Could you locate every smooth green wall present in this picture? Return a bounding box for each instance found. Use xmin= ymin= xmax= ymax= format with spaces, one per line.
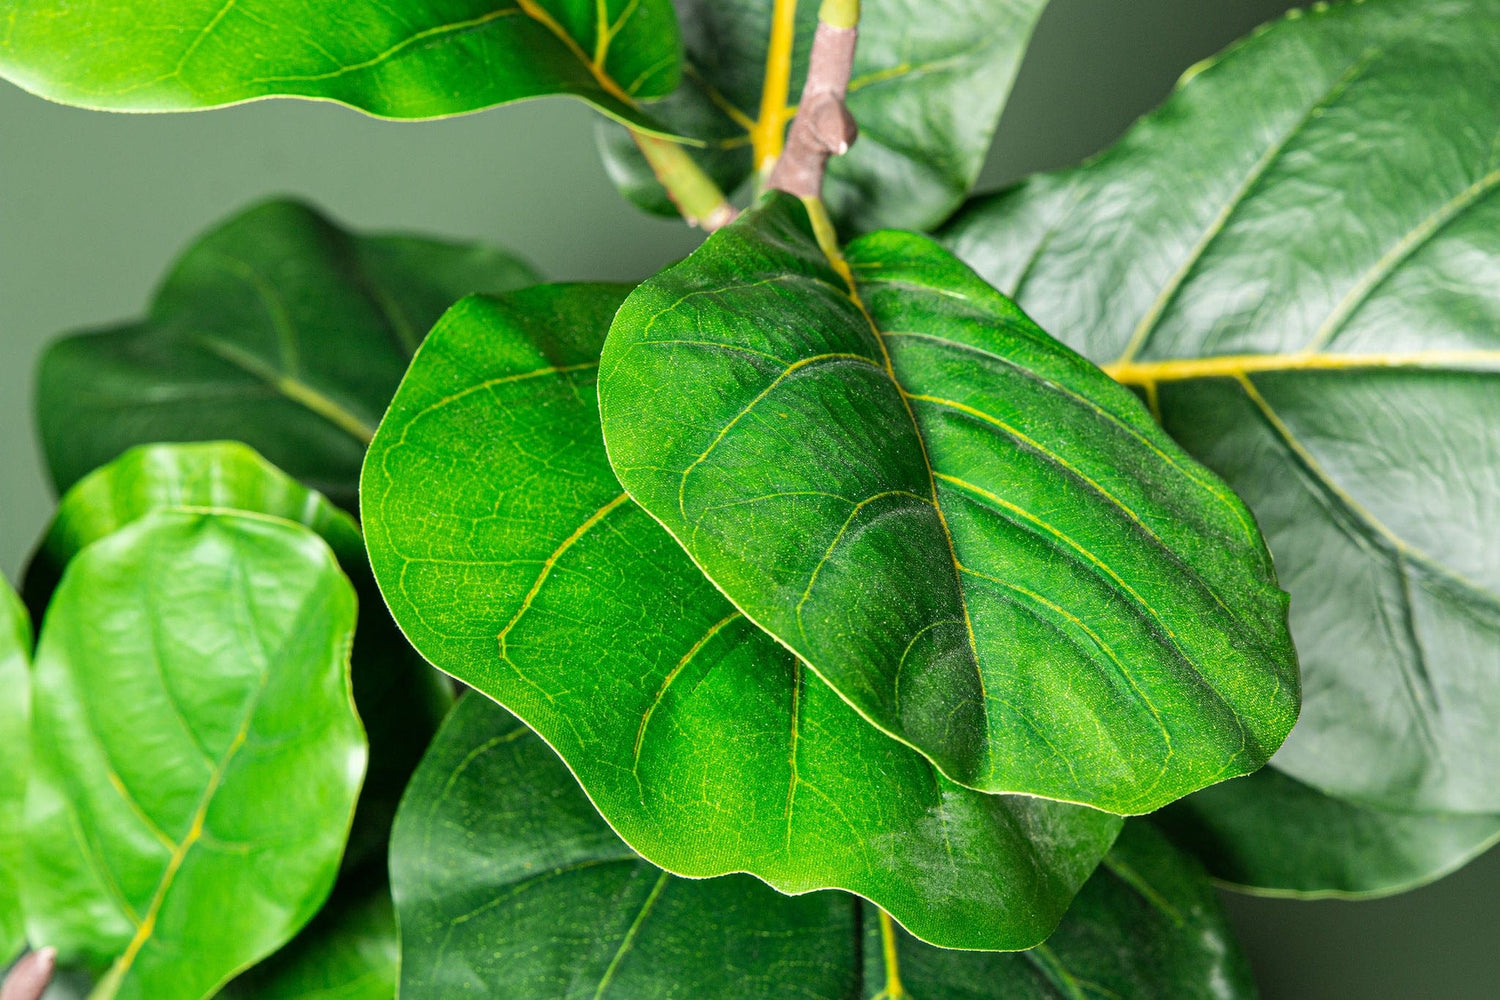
xmin=4 ymin=1 xmax=1498 ymax=996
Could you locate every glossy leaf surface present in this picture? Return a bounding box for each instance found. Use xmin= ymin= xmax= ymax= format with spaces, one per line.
xmin=941 ymin=0 xmax=1500 ymax=814
xmin=22 ymin=512 xmax=366 ymax=1000
xmin=0 ymin=0 xmax=680 ymax=126
xmin=0 ymin=579 xmax=30 ymax=965
xmin=220 ymin=876 xmax=396 ymax=1000
xmin=362 ymin=284 xmax=1119 ymax=950
xmin=23 ymin=441 xmax=450 ymax=875
xmin=394 ymin=696 xmax=1254 ymax=999
xmin=37 ymin=199 xmax=538 ymax=509
xmin=599 ymin=194 xmax=1298 ymax=814
xmin=392 ymin=695 xmax=860 ymax=999
xmin=598 ymin=0 xmax=1049 ymax=232
xmin=870 ymin=822 xmax=1254 ymax=1000
xmin=1157 ymin=768 xmax=1500 ymax=899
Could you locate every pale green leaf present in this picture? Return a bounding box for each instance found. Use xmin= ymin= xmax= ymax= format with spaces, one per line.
xmin=22 ymin=511 xmax=366 ymax=1000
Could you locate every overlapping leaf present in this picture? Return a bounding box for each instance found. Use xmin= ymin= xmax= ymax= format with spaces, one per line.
xmin=393 ymin=694 xmax=1255 ymax=998
xmin=37 ymin=199 xmax=537 ymax=508
xmin=22 ymin=512 xmax=366 ymax=1000
xmin=1157 ymin=767 xmax=1500 ymax=899
xmin=362 ymin=283 xmax=1120 ymax=950
xmin=0 ymin=578 xmax=30 ymax=965
xmin=219 ymin=875 xmax=396 ymax=1000
xmin=599 ymin=193 xmax=1298 ymax=815
xmin=0 ymin=0 xmax=680 ymax=126
xmin=941 ymin=0 xmax=1500 ymax=823
xmin=22 ymin=441 xmax=451 ymax=875
xmin=598 ymin=0 xmax=1050 ymax=232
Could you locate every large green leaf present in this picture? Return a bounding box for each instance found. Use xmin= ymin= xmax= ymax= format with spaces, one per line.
xmin=362 ymin=284 xmax=1119 ymax=951
xmin=21 ymin=441 xmax=451 ymax=875
xmin=0 ymin=578 xmax=31 ymax=965
xmin=393 ymin=695 xmax=1255 ymax=999
xmin=598 ymin=193 xmax=1299 ymax=815
xmin=0 ymin=0 xmax=680 ymax=126
xmin=940 ymin=0 xmax=1500 ymax=816
xmin=219 ymin=875 xmax=396 ymax=1000
xmin=1156 ymin=768 xmax=1500 ymax=899
xmin=21 ymin=511 xmax=366 ymax=1000
xmin=37 ymin=198 xmax=538 ymax=508
xmin=597 ymin=0 xmax=1049 ymax=232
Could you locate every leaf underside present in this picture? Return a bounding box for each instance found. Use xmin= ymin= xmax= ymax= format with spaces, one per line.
xmin=598 ymin=0 xmax=1050 ymax=232
xmin=599 ymin=193 xmax=1299 ymax=815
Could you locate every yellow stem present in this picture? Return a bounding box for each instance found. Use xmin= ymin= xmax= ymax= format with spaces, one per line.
xmin=753 ymin=0 xmax=800 ymax=171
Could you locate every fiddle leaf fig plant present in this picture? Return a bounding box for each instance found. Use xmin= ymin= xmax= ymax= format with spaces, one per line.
xmin=3 ymin=0 xmax=1498 ymax=995
xmin=940 ymin=0 xmax=1500 ymax=897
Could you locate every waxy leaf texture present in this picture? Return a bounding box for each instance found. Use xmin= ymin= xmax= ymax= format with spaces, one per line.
xmin=362 ymin=285 xmax=1119 ymax=951
xmin=600 ymin=193 xmax=1299 ymax=815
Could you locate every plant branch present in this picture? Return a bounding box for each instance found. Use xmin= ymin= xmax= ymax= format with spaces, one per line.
xmin=631 ymin=131 xmax=737 ymax=231
xmin=1 ymin=949 xmax=56 ymax=1000
xmin=766 ymin=0 xmax=861 ymax=201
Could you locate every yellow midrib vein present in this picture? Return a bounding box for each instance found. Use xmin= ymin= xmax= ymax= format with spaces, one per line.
xmin=516 ymin=0 xmax=634 ymax=106
xmin=1104 ymin=347 xmax=1500 ymax=387
xmin=102 ymin=700 xmax=259 ymax=994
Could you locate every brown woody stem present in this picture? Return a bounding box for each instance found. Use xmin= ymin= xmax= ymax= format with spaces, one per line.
xmin=766 ymin=0 xmax=861 ymax=201
xmin=1 ymin=949 xmax=56 ymax=1000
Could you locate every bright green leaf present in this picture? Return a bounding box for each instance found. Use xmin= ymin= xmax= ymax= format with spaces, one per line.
xmin=0 ymin=0 xmax=680 ymax=127
xmin=362 ymin=284 xmax=1119 ymax=951
xmin=393 ymin=696 xmax=1255 ymax=998
xmin=392 ymin=695 xmax=861 ymax=1000
xmin=1156 ymin=768 xmax=1500 ymax=899
xmin=219 ymin=874 xmax=396 ymax=1000
xmin=0 ymin=578 xmax=31 ymax=965
xmin=941 ymin=0 xmax=1500 ymax=816
xmin=598 ymin=0 xmax=1049 ymax=232
xmin=21 ymin=441 xmax=451 ymax=876
xmin=37 ymin=198 xmax=538 ymax=508
xmin=22 ymin=511 xmax=366 ymax=1000
xmin=598 ymin=193 xmax=1299 ymax=815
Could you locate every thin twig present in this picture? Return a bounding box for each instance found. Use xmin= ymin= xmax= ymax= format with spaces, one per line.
xmin=631 ymin=131 xmax=738 ymax=230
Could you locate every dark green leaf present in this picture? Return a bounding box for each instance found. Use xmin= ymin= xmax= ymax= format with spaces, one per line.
xmin=394 ymin=696 xmax=1254 ymax=998
xmin=0 ymin=0 xmax=680 ymax=126
xmin=22 ymin=440 xmax=451 ymax=876
xmin=0 ymin=578 xmax=30 ymax=965
xmin=941 ymin=0 xmax=1500 ymax=816
xmin=598 ymin=0 xmax=1049 ymax=232
xmin=867 ymin=822 xmax=1254 ymax=1000
xmin=598 ymin=193 xmax=1299 ymax=815
xmin=21 ymin=511 xmax=366 ymax=1000
xmin=219 ymin=874 xmax=395 ymax=1000
xmin=1156 ymin=768 xmax=1500 ymax=899
xmin=37 ymin=198 xmax=538 ymax=508
xmin=392 ymin=695 xmax=861 ymax=1000
xmin=362 ymin=284 xmax=1119 ymax=950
